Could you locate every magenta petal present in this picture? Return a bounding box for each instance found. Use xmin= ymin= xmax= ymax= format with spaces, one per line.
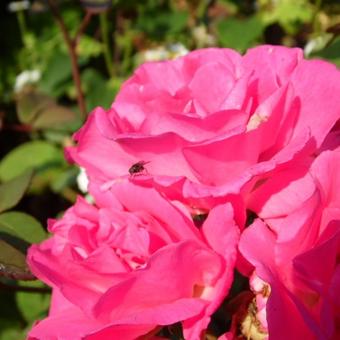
xmin=85 ymin=324 xmax=156 ymax=340
xmin=265 ymin=280 xmax=315 ymax=339
xmin=240 ymin=221 xmax=318 ymax=339
xmin=290 ymin=59 xmax=340 ymax=148
xmin=183 ymin=126 xmax=261 ymax=186
xmin=202 ymin=203 xmax=240 ymax=259
xmin=183 ymin=204 xmax=240 ymax=339
xmin=239 ymin=219 xmax=276 ymax=275
xmin=189 ymin=62 xmax=235 ymax=113
xmin=93 ymin=241 xmax=222 ymax=323
xmin=243 ymin=45 xmax=303 ymax=103
xmin=310 ymin=150 xmax=340 ymax=208
xmin=28 ymin=306 xmax=103 ymax=340
xmin=141 ymin=109 xmax=249 ymax=142
xmin=293 ymin=227 xmax=340 ymax=337
xmin=132 ymin=59 xmax=184 ymax=94
xmin=114 ymin=132 xmax=196 ymax=179
xmin=100 ymin=298 xmax=207 ymax=326
xmin=248 ymin=162 xmax=314 ymax=220
xmin=106 ymin=181 xmax=201 ymax=241
xmin=29 ymin=306 xmax=154 ymax=340
xmin=218 ymin=332 xmax=234 ymax=340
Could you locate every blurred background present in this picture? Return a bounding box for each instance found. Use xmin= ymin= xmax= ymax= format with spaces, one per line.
xmin=0 ymin=0 xmax=339 ymax=339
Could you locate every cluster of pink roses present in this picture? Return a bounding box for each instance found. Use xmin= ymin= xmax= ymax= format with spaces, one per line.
xmin=28 ymin=46 xmax=340 ymax=339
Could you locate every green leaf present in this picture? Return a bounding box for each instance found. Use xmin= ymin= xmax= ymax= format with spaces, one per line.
xmin=260 ymin=0 xmax=313 ymax=34
xmin=16 ymin=281 xmax=50 ymax=323
xmin=16 ymin=90 xmax=78 ymax=130
xmin=166 ymin=11 xmax=188 ymax=35
xmin=217 ymin=16 xmax=264 ymax=52
xmin=77 ymin=35 xmax=103 ymax=58
xmin=0 ymin=141 xmax=63 ymax=182
xmin=0 ymin=239 xmax=34 ymax=280
xmin=50 ymin=166 xmax=79 ymax=193
xmin=0 ymin=290 xmax=23 ymax=338
xmin=0 ymin=327 xmax=27 ymax=340
xmin=304 ymin=33 xmax=333 ymax=57
xmin=0 ymin=170 xmax=33 ymax=213
xmin=29 ymin=167 xmax=65 ymax=194
xmin=311 ymin=36 xmax=340 ymax=68
xmin=82 ymin=68 xmax=115 ymax=110
xmin=39 ymin=52 xmax=72 ymax=95
xmin=136 ymin=9 xmax=188 ymax=40
xmin=0 ymin=212 xmax=46 ymax=244
xmin=16 ymin=91 xmax=54 ymax=125
xmin=32 ymin=104 xmax=78 ymax=130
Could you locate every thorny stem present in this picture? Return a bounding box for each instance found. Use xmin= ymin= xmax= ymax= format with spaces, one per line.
xmin=47 ymin=0 xmax=87 ymax=120
xmin=3 ymin=124 xmax=33 ymax=132
xmin=74 ymin=11 xmax=93 ymax=44
xmin=0 ymin=282 xmax=51 ymax=294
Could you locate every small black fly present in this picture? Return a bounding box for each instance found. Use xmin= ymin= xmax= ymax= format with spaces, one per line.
xmin=129 ymin=161 xmax=149 ymax=176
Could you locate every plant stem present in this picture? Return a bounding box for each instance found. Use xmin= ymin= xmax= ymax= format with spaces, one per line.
xmin=47 ymin=0 xmax=87 ymax=120
xmin=0 ymin=282 xmax=51 ymax=294
xmin=16 ymin=10 xmax=33 ymax=69
xmin=3 ymin=124 xmax=32 ymax=132
xmin=100 ymin=11 xmax=114 ymax=77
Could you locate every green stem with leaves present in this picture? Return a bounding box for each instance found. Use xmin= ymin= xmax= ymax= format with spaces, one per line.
xmin=16 ymin=10 xmax=27 ymax=44
xmin=47 ymin=0 xmax=87 ymax=120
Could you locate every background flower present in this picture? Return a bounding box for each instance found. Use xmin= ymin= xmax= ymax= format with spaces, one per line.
xmin=28 ymin=181 xmax=240 ymax=339
xmin=239 ymin=149 xmax=340 ymax=339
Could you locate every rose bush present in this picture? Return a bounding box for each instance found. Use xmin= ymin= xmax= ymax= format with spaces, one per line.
xmin=27 ymin=181 xmax=240 ymax=339
xmin=68 ymin=46 xmax=340 ymax=208
xmin=239 ymin=149 xmax=340 ymax=339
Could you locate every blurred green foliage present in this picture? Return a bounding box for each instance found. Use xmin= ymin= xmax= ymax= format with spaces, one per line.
xmin=0 ymin=0 xmax=339 ymax=338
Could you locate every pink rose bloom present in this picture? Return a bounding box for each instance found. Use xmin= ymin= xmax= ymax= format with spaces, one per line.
xmin=239 ymin=149 xmax=340 ymax=339
xmin=27 ymin=181 xmax=239 ymax=339
xmin=67 ymin=46 xmax=340 ymax=207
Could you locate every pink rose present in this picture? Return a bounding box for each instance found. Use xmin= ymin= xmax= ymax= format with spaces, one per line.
xmin=28 ymin=181 xmax=239 ymax=339
xmin=67 ymin=46 xmax=340 ymax=208
xmin=239 ymin=149 xmax=340 ymax=339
